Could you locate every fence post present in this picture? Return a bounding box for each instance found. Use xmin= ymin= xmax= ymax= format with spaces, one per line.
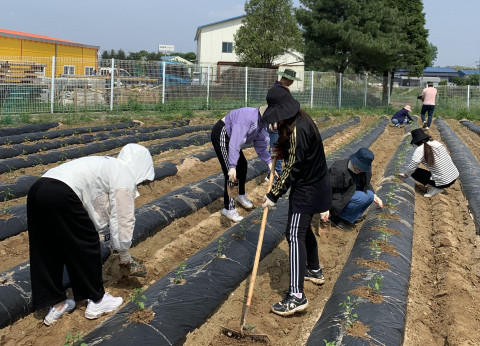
xmin=364 ymin=73 xmax=368 ymax=107
xmin=467 ymin=85 xmax=470 ymax=110
xmin=310 ymin=71 xmax=314 ymax=108
xmin=387 ymin=71 xmax=391 ymax=105
xmin=162 ymin=61 xmax=166 ymax=105
xmin=110 ymin=58 xmax=114 ymax=111
xmin=338 ymin=73 xmax=342 ymax=109
xmin=50 ymin=56 xmax=55 ymax=114
xmin=245 ymin=66 xmax=248 ymax=107
xmin=207 ymin=65 xmax=211 ymax=109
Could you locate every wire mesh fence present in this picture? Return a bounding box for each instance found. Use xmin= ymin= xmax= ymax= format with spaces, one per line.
xmin=0 ymin=56 xmax=479 ymax=116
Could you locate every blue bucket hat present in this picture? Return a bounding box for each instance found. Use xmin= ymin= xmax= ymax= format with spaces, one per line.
xmin=350 ymin=148 xmax=374 ymax=172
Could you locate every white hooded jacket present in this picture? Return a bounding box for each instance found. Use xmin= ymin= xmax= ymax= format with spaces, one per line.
xmin=42 ymin=143 xmax=155 ymax=251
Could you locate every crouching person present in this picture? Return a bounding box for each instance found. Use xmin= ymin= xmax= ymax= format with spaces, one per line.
xmin=328 ymin=148 xmax=383 ymax=230
xmin=391 ymin=105 xmax=413 ymax=128
xmin=27 ymin=143 xmax=154 ymax=326
xmin=398 ymin=128 xmax=458 ymax=197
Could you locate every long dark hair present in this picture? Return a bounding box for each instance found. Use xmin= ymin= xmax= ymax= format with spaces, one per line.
xmin=419 ymin=139 xmax=435 ymax=166
xmin=275 ymin=109 xmax=319 ymax=151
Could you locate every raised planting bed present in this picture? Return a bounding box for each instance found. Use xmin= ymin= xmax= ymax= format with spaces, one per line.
xmin=307 ymin=128 xmax=417 ymax=345
xmin=437 ymin=118 xmax=480 ymax=234
xmin=0 ymin=124 xmax=212 ymax=174
xmin=0 ymin=122 xmax=59 ymax=138
xmin=0 ymin=121 xmax=143 ymax=146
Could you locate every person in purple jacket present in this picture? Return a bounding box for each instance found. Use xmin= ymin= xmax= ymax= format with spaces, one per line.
xmin=211 ymin=106 xmax=274 ymax=222
xmin=391 ymin=105 xmax=413 ymax=128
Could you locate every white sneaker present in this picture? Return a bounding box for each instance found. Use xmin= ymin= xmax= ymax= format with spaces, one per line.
xmin=85 ymin=293 xmax=123 ymax=319
xmin=44 ymin=299 xmax=75 ymax=326
xmin=424 ymin=187 xmax=444 ymax=197
xmin=422 ymin=121 xmax=427 ymax=129
xmin=425 ymin=127 xmax=429 ymax=130
xmin=221 ymin=208 xmax=243 ymax=222
xmin=235 ymin=194 xmax=254 ymax=209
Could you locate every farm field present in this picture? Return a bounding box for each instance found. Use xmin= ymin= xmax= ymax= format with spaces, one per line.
xmin=0 ymin=113 xmax=479 ymax=345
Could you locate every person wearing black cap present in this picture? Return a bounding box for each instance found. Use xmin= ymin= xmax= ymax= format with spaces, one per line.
xmin=261 ymin=85 xmax=331 ymax=317
xmin=326 ymin=148 xmax=383 ymax=231
xmin=265 ymin=69 xmax=302 ymax=181
xmin=398 ymin=128 xmax=458 ymax=197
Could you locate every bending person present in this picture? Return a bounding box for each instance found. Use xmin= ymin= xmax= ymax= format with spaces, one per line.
xmin=398 ymin=128 xmax=458 ymax=197
xmin=328 ymin=148 xmax=383 ymax=231
xmin=211 ymin=106 xmax=274 ymax=222
xmin=27 ymin=143 xmax=155 ymax=326
xmin=261 ymin=86 xmax=331 ymax=317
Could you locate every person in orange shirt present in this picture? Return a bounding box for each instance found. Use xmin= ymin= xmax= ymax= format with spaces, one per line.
xmin=420 ymin=81 xmax=437 ymax=130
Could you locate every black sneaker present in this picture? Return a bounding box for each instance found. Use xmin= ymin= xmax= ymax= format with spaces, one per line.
xmin=330 ymin=216 xmax=353 ymax=231
xmin=271 ymin=293 xmax=308 ymax=316
xmin=305 ymin=268 xmax=325 ymax=285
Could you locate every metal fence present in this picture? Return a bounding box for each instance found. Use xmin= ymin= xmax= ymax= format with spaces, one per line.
xmin=0 ymin=56 xmax=479 ymax=115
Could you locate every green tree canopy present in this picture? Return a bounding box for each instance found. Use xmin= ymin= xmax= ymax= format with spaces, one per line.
xmin=99 ymin=50 xmax=196 ymax=62
xmin=234 ymin=0 xmax=302 ymax=68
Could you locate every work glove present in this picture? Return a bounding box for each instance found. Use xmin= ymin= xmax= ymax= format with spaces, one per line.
xmin=118 ymin=249 xmax=132 ymax=264
xmin=262 ymin=195 xmax=275 ymax=208
xmin=374 ymin=194 xmax=383 ymax=208
xmin=267 ymin=162 xmax=279 ymax=179
xmin=320 ymin=210 xmax=330 ymax=222
xmin=118 ymin=250 xmax=147 ymax=278
xmin=228 ymin=167 xmax=237 ymax=181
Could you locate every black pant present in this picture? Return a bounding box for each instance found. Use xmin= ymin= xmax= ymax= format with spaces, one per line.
xmin=411 ymin=168 xmax=456 ymax=189
xmin=285 ymin=210 xmax=320 ymax=295
xmin=27 ymin=178 xmax=105 ymax=309
xmin=211 ymin=120 xmax=248 ymax=210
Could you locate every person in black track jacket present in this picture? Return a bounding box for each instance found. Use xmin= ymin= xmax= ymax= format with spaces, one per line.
xmin=261 ymin=85 xmax=331 ymax=317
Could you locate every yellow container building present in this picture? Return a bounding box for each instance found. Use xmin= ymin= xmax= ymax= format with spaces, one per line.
xmin=0 ymin=28 xmax=99 ymax=80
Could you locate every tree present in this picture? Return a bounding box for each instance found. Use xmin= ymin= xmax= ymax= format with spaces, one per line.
xmin=234 ymin=0 xmax=302 ymax=68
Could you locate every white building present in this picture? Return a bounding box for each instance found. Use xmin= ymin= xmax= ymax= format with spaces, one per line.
xmin=194 ymin=15 xmax=304 ymax=90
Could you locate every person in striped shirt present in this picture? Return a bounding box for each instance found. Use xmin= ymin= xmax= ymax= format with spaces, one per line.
xmin=398 ymin=128 xmax=459 ymax=197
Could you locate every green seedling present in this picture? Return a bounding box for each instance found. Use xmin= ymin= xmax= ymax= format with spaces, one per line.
xmin=60 ymin=152 xmax=68 ymax=162
xmin=23 ymin=136 xmax=30 ymax=142
xmin=215 ymin=236 xmax=226 ymax=257
xmin=324 ymin=340 xmax=336 ymax=346
xmin=174 ymin=263 xmax=187 ymax=284
xmin=339 ymin=296 xmax=360 ymax=328
xmin=238 ymin=220 xmax=248 ymax=238
xmin=369 ymin=239 xmax=381 ymax=260
xmin=35 ymin=157 xmax=43 ymax=165
xmin=6 ymin=165 xmax=16 ymax=173
xmin=63 ymin=331 xmax=87 ymax=346
xmin=378 ymin=227 xmax=392 ymax=242
xmin=5 ymin=138 xmax=11 ymax=145
xmin=21 ymin=150 xmax=27 ymax=156
xmin=369 ymin=273 xmax=383 ymax=293
xmin=129 ymin=288 xmax=146 ymax=310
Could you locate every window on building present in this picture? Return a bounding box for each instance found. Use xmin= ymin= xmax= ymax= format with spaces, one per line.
xmin=222 ymin=42 xmax=233 ymax=53
xmin=63 ymin=65 xmax=75 ymax=75
xmin=85 ymin=66 xmax=95 ymax=75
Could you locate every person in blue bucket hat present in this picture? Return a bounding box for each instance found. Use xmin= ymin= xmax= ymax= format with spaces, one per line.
xmin=323 ymin=147 xmax=383 ymax=230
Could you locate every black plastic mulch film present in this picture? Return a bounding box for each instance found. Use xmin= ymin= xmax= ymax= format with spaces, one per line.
xmin=307 ymin=124 xmax=417 ymax=346
xmin=0 ymin=122 xmax=59 ymax=138
xmin=0 ymin=116 xmax=368 ymax=331
xmin=437 ymin=118 xmax=480 ymax=234
xmin=0 ymin=124 xmax=211 ymax=175
xmin=80 ymin=117 xmax=388 ymax=346
xmin=460 ymin=119 xmax=480 ymax=136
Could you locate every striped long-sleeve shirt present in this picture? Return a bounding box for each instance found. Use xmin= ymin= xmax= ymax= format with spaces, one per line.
xmin=405 ymin=140 xmax=459 ymax=185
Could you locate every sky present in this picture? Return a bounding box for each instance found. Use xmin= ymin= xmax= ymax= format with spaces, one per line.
xmin=1 ymin=0 xmax=479 ymax=69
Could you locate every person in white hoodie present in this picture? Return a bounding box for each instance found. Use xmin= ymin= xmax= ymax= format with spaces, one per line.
xmin=27 ymin=143 xmax=155 ymax=326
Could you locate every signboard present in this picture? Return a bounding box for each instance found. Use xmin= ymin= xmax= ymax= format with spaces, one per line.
xmin=158 ymin=44 xmax=175 ymax=53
